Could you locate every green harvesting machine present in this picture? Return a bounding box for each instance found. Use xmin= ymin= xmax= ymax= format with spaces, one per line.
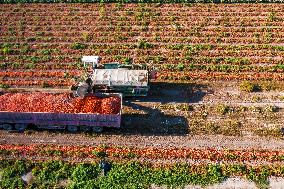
xmin=73 ymin=56 xmax=156 ymax=97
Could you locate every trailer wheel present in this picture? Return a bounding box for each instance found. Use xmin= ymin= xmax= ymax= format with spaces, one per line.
xmin=15 ymin=124 xmax=27 ymax=131
xmin=2 ymin=124 xmax=13 ymax=131
xmin=92 ymin=126 xmax=103 ymax=133
xmin=80 ymin=126 xmax=91 ymax=132
xmin=67 ymin=125 xmax=78 ymax=132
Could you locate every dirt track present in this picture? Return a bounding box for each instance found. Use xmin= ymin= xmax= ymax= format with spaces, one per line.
xmin=1 ymin=131 xmax=284 ymax=150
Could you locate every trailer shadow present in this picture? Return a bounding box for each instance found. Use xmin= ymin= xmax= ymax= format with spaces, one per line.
xmin=104 ymin=82 xmax=210 ymax=136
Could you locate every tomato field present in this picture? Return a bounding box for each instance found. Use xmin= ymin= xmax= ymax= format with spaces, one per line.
xmin=1 ymin=4 xmax=284 ymax=87
xmin=1 ymin=2 xmax=284 ymax=188
xmin=1 ymin=144 xmax=284 ymax=188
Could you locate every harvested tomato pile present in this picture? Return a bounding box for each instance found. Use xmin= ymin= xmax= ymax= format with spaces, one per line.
xmin=0 ymin=93 xmax=121 ymax=114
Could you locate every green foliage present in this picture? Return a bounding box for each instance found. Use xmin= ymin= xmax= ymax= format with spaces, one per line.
xmin=247 ymin=167 xmax=270 ymax=189
xmin=190 ymin=119 xmax=241 ymax=136
xmin=2 ymin=46 xmax=12 ymax=55
xmin=151 ymin=164 xmax=190 ymax=187
xmin=32 ymin=160 xmax=73 ymax=188
xmin=177 ymin=63 xmax=185 ymax=71
xmin=24 ymin=63 xmax=35 ymax=69
xmin=190 ymin=120 xmax=221 ymax=135
xmin=151 ymin=164 xmax=226 ymax=187
xmin=92 ymin=150 xmax=107 ymax=158
xmin=222 ymin=164 xmax=247 ymax=176
xmin=249 ymin=106 xmax=262 ymax=113
xmin=70 ymin=163 xmax=100 ymax=186
xmin=1 ymin=44 xmax=13 ymax=55
xmin=0 ymin=160 xmax=28 ymax=189
xmin=239 ymin=81 xmax=260 ymax=92
xmin=175 ymin=104 xmax=193 ymax=111
xmin=28 ymin=56 xmax=40 ymax=63
xmin=38 ymin=49 xmax=52 ymax=55
xmin=268 ymin=11 xmax=277 ymax=22
xmin=2 ymin=160 xmax=284 ymax=188
xmin=124 ymin=57 xmax=132 ymax=65
xmin=137 ymin=40 xmax=154 ymax=49
xmin=263 ymin=105 xmax=278 ymax=112
xmin=82 ymin=32 xmax=92 ymax=42
xmin=215 ymin=104 xmax=230 ymax=115
xmin=96 ymin=161 xmax=151 ymax=189
xmin=204 ymin=165 xmax=226 ymax=185
xmin=221 ymin=120 xmax=242 ymax=136
xmin=42 ymin=81 xmax=50 ymax=88
xmin=272 ymin=46 xmax=284 ymax=51
xmin=254 ymin=128 xmax=282 ymax=138
xmin=71 ymin=42 xmax=87 ymax=50
xmin=0 ymin=83 xmax=10 ymax=88
xmin=259 ymin=81 xmax=276 ymax=91
xmin=162 ymin=63 xmax=276 ymax=72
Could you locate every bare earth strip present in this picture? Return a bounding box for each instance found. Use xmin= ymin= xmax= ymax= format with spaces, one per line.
xmin=0 ymin=131 xmax=283 ymax=150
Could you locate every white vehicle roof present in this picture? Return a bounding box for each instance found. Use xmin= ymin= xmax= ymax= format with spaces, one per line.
xmin=91 ymin=69 xmax=148 ymax=87
xmin=82 ymin=56 xmax=99 ymax=63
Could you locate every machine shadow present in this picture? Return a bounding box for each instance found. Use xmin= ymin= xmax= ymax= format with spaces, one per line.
xmin=104 ymin=82 xmax=209 ymax=136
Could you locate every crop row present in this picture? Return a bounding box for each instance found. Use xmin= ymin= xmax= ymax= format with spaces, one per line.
xmin=3 ymin=43 xmax=284 ymax=52
xmin=0 ymin=70 xmax=81 ymax=78
xmin=2 ymin=43 xmax=284 ymax=60
xmin=5 ymin=14 xmax=283 ymax=21
xmin=2 ymin=52 xmax=283 ymax=64
xmin=2 ymin=12 xmax=284 ymax=18
xmin=2 ymin=55 xmax=283 ymax=66
xmin=0 ymin=79 xmax=74 ymax=87
xmin=2 ymin=20 xmax=282 ymax=29
xmin=4 ymin=30 xmax=284 ymax=39
xmin=2 ymin=3 xmax=284 ymax=85
xmin=2 ymin=0 xmax=284 ymax=4
xmin=3 ymin=37 xmax=284 ymax=46
xmin=1 ymin=3 xmax=284 ymax=8
xmin=1 ymin=144 xmax=284 ymax=162
xmin=2 ymin=64 xmax=284 ymax=73
xmin=158 ymin=72 xmax=284 ymax=81
xmin=3 ymin=25 xmax=284 ymax=34
xmin=1 ymin=160 xmax=283 ymax=189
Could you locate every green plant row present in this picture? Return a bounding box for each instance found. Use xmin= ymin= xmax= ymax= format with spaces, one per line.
xmin=0 ymin=160 xmax=283 ymax=189
xmin=161 ymin=63 xmax=284 ymax=72
xmin=1 ymin=0 xmax=284 ymax=4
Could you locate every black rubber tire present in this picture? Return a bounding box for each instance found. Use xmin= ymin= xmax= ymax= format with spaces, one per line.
xmin=15 ymin=124 xmax=27 ymax=131
xmin=2 ymin=124 xmax=13 ymax=131
xmin=67 ymin=125 xmax=78 ymax=132
xmin=92 ymin=126 xmax=103 ymax=133
xmin=80 ymin=126 xmax=91 ymax=132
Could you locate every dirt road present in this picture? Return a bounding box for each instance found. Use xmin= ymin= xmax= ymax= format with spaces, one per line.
xmin=1 ymin=131 xmax=284 ymax=150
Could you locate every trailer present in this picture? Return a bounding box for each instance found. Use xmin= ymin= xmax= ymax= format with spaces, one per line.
xmin=0 ymin=93 xmax=122 ymax=133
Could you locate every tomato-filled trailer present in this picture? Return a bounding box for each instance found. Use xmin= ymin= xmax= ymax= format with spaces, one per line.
xmin=0 ymin=93 xmax=122 ymax=133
